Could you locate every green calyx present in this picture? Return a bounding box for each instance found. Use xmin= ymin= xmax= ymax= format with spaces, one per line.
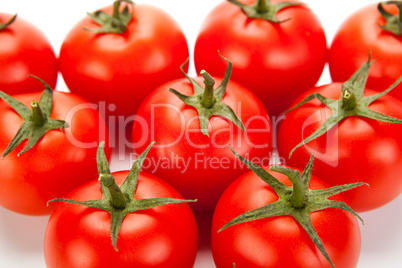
xmin=287 ymin=55 xmax=402 ymax=158
xmin=227 ymin=0 xmax=304 ymax=23
xmin=85 ymin=0 xmax=134 ymax=33
xmin=49 ymin=141 xmax=196 ymax=251
xmin=0 ymin=76 xmax=68 ymax=159
xmin=378 ymin=1 xmax=402 ymax=35
xmin=0 ymin=13 xmax=17 ymax=31
xmin=221 ymin=149 xmax=367 ymax=268
xmin=169 ymin=52 xmax=245 ymax=137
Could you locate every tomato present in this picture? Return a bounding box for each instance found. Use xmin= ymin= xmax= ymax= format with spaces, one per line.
xmin=212 ymin=162 xmax=361 ymax=268
xmin=0 ymin=83 xmax=110 ymax=215
xmin=329 ymin=2 xmax=402 ymax=100
xmin=0 ymin=13 xmax=58 ymax=95
xmin=44 ymin=144 xmax=198 ymax=268
xmin=194 ymin=0 xmax=328 ymax=116
xmin=59 ymin=2 xmax=189 ymax=118
xmin=277 ymin=82 xmax=402 ymax=212
xmin=132 ymin=59 xmax=272 ymax=211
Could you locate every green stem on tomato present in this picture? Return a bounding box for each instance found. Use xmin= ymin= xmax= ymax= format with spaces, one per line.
xmin=378 ymin=1 xmax=402 ymax=35
xmin=113 ymin=0 xmax=121 ymax=19
xmin=289 ymin=173 xmax=307 ymax=209
xmin=201 ymin=70 xmax=216 ymax=108
xmin=0 ymin=78 xmax=69 ymax=158
xmin=31 ymin=101 xmax=45 ymax=126
xmin=49 ymin=141 xmax=196 ymax=251
xmin=222 ymin=150 xmax=367 ymax=268
xmin=227 ymin=0 xmax=303 ymax=23
xmin=99 ymin=174 xmax=127 ymax=209
xmin=269 ymin=165 xmax=306 ymax=208
xmin=340 ymin=82 xmax=358 ymax=111
xmin=169 ymin=52 xmax=245 ymax=136
xmin=286 ymin=55 xmax=402 ymax=158
xmin=85 ymin=0 xmax=134 ymax=34
xmin=256 ymin=0 xmax=270 ymax=13
xmin=0 ymin=14 xmax=17 ymax=31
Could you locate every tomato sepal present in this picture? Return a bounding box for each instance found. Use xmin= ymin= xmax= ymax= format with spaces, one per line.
xmin=85 ymin=0 xmax=134 ymax=34
xmin=0 ymin=13 xmax=16 ymax=31
xmin=378 ymin=1 xmax=402 ymax=35
xmin=0 ymin=76 xmax=69 ymax=158
xmin=49 ymin=141 xmax=196 ymax=251
xmin=221 ymin=149 xmax=366 ymax=268
xmin=169 ymin=53 xmax=245 ymax=136
xmin=287 ymin=55 xmax=402 ymax=157
xmin=227 ymin=0 xmax=304 ymax=23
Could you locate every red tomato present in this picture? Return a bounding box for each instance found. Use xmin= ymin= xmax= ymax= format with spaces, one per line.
xmin=44 ymin=171 xmax=198 ymax=268
xmin=132 ymin=77 xmax=272 ymax=211
xmin=277 ymin=83 xmax=402 ymax=212
xmin=0 ymin=13 xmax=58 ymax=94
xmin=59 ymin=3 xmax=189 ymax=118
xmin=194 ymin=0 xmax=328 ymax=116
xmin=329 ymin=3 xmax=402 ymax=100
xmin=0 ymin=90 xmax=110 ymax=215
xmin=212 ymin=166 xmax=361 ymax=268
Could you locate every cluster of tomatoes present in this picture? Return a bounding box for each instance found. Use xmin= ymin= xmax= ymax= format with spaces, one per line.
xmin=0 ymin=0 xmax=401 ymax=267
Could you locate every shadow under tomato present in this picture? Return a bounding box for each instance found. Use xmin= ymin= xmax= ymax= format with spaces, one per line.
xmin=194 ymin=210 xmax=214 ymax=250
xmin=0 ymin=206 xmax=49 ymax=252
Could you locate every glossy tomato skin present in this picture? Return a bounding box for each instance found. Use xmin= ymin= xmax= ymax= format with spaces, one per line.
xmin=212 ymin=167 xmax=361 ymax=268
xmin=0 ymin=91 xmax=111 ymax=215
xmin=59 ymin=4 xmax=189 ymax=118
xmin=0 ymin=13 xmax=58 ymax=94
xmin=44 ymin=171 xmax=198 ymax=268
xmin=277 ymin=83 xmax=402 ymax=212
xmin=132 ymin=77 xmax=272 ymax=211
xmin=329 ymin=3 xmax=402 ymax=100
xmin=194 ymin=0 xmax=328 ymax=116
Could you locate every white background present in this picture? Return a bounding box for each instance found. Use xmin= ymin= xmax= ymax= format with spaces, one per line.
xmin=0 ymin=0 xmax=401 ymax=267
